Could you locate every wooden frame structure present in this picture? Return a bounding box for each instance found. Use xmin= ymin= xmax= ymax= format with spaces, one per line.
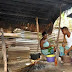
xmin=56 ymin=6 xmax=61 ymax=63
xmin=1 ymin=29 xmax=7 ymax=72
xmin=36 ymin=17 xmax=40 ymax=52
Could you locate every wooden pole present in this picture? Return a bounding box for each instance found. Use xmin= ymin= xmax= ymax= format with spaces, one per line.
xmin=36 ymin=17 xmax=39 ymax=52
xmin=56 ymin=6 xmax=61 ymax=62
xmin=1 ymin=28 xmax=7 ymax=72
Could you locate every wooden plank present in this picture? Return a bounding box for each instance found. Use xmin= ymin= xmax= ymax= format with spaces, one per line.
xmin=0 ymin=33 xmax=21 ymax=37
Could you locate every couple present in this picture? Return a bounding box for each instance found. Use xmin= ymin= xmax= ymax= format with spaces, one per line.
xmin=40 ymin=27 xmax=72 ymax=57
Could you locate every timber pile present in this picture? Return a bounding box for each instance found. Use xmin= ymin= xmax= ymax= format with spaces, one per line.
xmin=7 ymin=46 xmax=30 ymax=61
xmin=0 ymin=32 xmax=21 ymax=51
xmin=15 ymin=42 xmax=41 ymax=53
xmin=0 ymin=36 xmax=17 ymax=63
xmin=0 ymin=31 xmax=40 ymax=62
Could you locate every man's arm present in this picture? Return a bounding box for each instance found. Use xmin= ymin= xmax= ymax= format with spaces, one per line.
xmin=68 ymin=46 xmax=72 ymax=52
xmin=63 ymin=35 xmax=66 ymax=43
xmin=62 ymin=35 xmax=67 ymax=47
xmin=65 ymin=46 xmax=72 ymax=55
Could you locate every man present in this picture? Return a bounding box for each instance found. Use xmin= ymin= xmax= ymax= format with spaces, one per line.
xmin=60 ymin=27 xmax=72 ymax=56
xmin=40 ymin=31 xmax=55 ymax=55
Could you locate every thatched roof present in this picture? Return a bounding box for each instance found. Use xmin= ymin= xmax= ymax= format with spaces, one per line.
xmin=0 ymin=0 xmax=72 ymax=24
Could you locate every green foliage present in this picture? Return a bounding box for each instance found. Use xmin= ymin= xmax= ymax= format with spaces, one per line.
xmin=54 ymin=11 xmax=72 ymax=30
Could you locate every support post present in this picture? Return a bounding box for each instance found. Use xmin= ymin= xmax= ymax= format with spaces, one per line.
xmin=36 ymin=17 xmax=39 ymax=52
xmin=1 ymin=29 xmax=7 ymax=72
xmin=56 ymin=6 xmax=61 ymax=62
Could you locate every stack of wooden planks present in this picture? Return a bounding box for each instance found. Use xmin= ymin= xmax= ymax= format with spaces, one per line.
xmin=8 ymin=46 xmax=30 ymax=61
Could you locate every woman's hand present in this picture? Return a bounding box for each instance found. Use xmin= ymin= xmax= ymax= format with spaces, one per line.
xmin=51 ymin=45 xmax=55 ymax=47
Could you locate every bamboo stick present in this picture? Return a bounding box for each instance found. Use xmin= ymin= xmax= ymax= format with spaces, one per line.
xmin=36 ymin=17 xmax=40 ymax=52
xmin=1 ymin=28 xmax=7 ymax=72
xmin=56 ymin=6 xmax=61 ymax=62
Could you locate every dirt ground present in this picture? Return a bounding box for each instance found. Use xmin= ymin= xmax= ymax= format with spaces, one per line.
xmin=0 ymin=58 xmax=72 ymax=72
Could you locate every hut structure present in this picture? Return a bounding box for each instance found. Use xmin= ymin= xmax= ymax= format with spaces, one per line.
xmin=0 ymin=0 xmax=72 ymax=33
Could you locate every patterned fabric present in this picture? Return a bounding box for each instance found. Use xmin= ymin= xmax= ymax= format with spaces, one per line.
xmin=43 ymin=42 xmax=49 ymax=47
xmin=59 ymin=46 xmax=71 ymax=56
xmin=41 ymin=49 xmax=49 ymax=55
xmin=41 ymin=41 xmax=54 ymax=55
xmin=41 ymin=48 xmax=54 ymax=55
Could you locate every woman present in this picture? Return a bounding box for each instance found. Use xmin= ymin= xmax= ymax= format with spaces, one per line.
xmin=40 ymin=31 xmax=56 ymax=55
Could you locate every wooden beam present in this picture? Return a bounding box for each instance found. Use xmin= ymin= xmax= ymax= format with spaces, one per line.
xmin=1 ymin=28 xmax=7 ymax=72
xmin=36 ymin=17 xmax=39 ymax=52
xmin=56 ymin=6 xmax=61 ymax=63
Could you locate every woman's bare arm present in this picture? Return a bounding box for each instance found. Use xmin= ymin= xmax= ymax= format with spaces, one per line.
xmin=40 ymin=40 xmax=51 ymax=50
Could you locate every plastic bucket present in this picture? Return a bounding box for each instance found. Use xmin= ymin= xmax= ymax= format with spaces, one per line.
xmin=46 ymin=54 xmax=55 ymax=62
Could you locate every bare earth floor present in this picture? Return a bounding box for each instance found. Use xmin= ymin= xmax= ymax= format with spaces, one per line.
xmin=0 ymin=60 xmax=72 ymax=72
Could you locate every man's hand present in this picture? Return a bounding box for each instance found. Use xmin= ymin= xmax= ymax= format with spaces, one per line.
xmin=65 ymin=50 xmax=69 ymax=55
